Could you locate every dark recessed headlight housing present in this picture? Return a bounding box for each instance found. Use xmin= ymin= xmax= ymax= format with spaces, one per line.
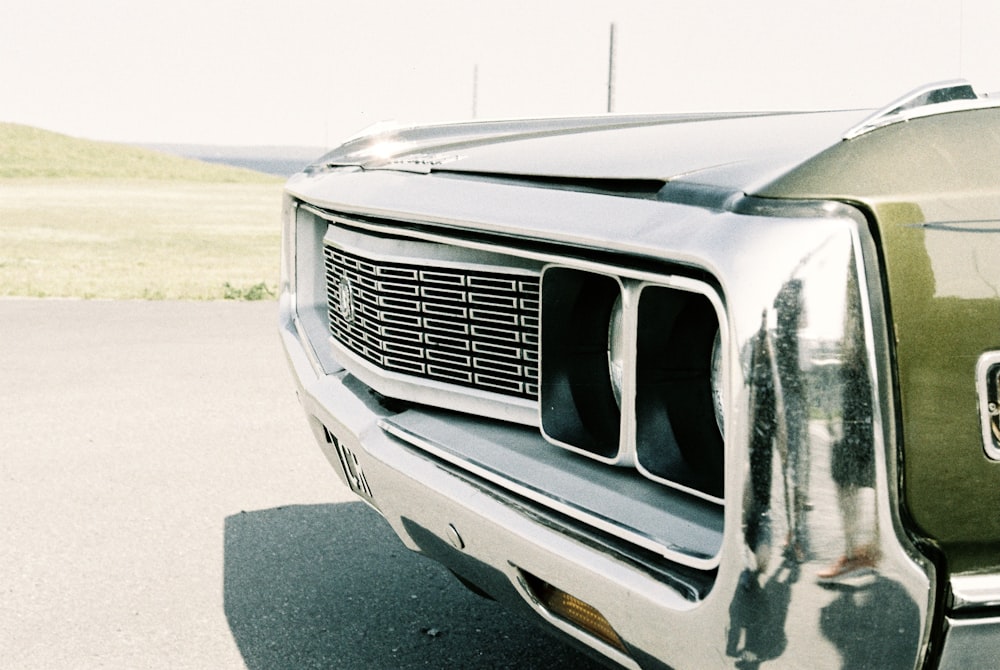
xmin=539 ymin=267 xmax=624 ymax=462
xmin=634 ymin=284 xmax=724 ymax=501
xmin=540 ymin=265 xmax=725 ymax=502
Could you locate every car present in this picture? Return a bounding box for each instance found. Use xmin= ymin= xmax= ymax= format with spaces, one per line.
xmin=279 ymin=80 xmax=1000 ymax=669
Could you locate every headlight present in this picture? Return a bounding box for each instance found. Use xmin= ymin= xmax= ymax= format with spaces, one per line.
xmin=711 ymin=327 xmax=724 ymax=437
xmin=539 ymin=267 xmax=623 ymax=463
xmin=634 ymin=284 xmax=725 ymax=501
xmin=541 ymin=265 xmax=725 ymax=500
xmin=608 ymin=294 xmax=625 ymax=408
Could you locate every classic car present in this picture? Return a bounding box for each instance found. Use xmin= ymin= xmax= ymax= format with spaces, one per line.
xmin=279 ymin=80 xmax=1000 ymax=668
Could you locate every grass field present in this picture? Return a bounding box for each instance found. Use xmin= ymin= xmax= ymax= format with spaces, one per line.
xmin=1 ymin=123 xmax=287 ymax=300
xmin=0 ymin=179 xmax=284 ymax=300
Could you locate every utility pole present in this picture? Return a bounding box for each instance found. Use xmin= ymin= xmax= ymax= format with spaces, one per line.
xmin=607 ymin=23 xmax=617 ymax=113
xmin=472 ymin=64 xmax=479 ymax=119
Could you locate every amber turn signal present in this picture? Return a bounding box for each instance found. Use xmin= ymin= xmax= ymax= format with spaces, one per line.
xmin=522 ymin=573 xmax=627 ymax=653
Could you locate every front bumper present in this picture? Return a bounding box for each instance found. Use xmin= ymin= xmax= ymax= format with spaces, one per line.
xmin=279 ymin=173 xmax=949 ymax=668
xmin=281 ymin=292 xmax=665 ymax=668
xmin=282 ymin=290 xmax=936 ymax=669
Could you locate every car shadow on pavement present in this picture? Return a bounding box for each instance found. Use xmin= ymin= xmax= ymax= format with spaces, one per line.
xmin=224 ymin=503 xmax=609 ymax=670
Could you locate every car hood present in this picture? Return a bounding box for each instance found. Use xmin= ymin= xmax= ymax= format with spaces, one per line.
xmin=311 ymin=109 xmax=872 ymax=194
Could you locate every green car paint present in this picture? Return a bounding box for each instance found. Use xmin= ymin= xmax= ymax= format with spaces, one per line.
xmin=758 ymin=107 xmax=1000 ymax=574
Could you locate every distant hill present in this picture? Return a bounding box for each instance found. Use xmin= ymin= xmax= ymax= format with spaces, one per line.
xmin=0 ymin=123 xmax=281 ymax=182
xmin=143 ymin=143 xmax=327 ymax=178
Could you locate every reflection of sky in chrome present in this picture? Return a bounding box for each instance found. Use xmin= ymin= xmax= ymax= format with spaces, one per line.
xmin=367 ymin=140 xmax=412 ymax=160
xmin=792 ymin=232 xmax=851 ymax=343
xmin=743 ymin=226 xmax=852 ymax=350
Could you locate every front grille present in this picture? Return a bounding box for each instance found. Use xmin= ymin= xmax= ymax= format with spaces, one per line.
xmin=325 ymin=244 xmax=540 ymax=400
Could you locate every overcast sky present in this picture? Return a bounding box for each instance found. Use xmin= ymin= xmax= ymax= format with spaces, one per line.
xmin=3 ymin=0 xmax=999 ymax=148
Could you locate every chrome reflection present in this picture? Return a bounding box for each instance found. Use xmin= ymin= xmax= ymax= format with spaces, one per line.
xmin=977 ymin=352 xmax=1000 ymax=461
xmin=728 ymin=229 xmax=927 ymax=669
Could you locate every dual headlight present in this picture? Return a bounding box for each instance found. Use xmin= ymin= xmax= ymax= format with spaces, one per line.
xmin=609 ymin=294 xmax=726 ymax=438
xmin=540 ymin=266 xmax=725 ymax=502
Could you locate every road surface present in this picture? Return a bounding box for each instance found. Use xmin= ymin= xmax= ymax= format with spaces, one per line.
xmin=0 ymin=299 xmax=607 ymax=669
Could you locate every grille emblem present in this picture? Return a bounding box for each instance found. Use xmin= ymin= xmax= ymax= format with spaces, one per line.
xmin=337 ymin=276 xmax=355 ymax=324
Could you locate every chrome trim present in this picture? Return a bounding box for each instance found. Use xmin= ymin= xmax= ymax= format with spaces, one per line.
xmin=282 ymin=198 xmax=329 ymax=377
xmin=631 ymin=277 xmax=727 ymax=505
xmin=937 ymin=615 xmax=1000 ymax=670
xmin=951 ymin=573 xmax=1000 ymax=610
xmin=537 ymin=264 xmax=727 ymax=504
xmin=379 ymin=416 xmax=721 ymax=569
xmin=297 ymin=200 xmax=696 ymax=284
xmin=290 ymin=199 xmax=344 ymax=376
xmin=539 ymin=268 xmax=632 ymax=466
xmin=843 ymin=79 xmax=996 ymax=139
xmin=976 ymin=351 xmax=1000 ymax=461
xmin=306 ymin=203 xmax=541 ymax=273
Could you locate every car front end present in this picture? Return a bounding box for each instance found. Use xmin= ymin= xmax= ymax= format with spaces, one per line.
xmin=279 ymin=83 xmax=1000 ymax=668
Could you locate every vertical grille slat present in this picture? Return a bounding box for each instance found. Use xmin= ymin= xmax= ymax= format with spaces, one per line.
xmin=326 ymin=244 xmax=540 ymax=401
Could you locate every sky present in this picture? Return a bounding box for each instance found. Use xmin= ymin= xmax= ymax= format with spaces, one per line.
xmin=3 ymin=0 xmax=999 ymax=149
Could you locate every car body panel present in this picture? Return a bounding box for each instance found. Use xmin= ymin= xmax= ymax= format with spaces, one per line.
xmin=314 ymin=109 xmax=869 ymax=187
xmin=758 ymin=107 xmax=1000 ymax=570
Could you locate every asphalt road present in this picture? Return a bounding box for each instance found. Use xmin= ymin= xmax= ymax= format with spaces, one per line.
xmin=0 ymin=299 xmax=607 ymax=669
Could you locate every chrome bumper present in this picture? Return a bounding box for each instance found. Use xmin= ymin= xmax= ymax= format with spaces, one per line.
xmin=279 ymin=174 xmax=946 ymax=668
xmin=936 ymin=576 xmax=1000 ymax=669
xmin=281 ymin=289 xmax=939 ymax=669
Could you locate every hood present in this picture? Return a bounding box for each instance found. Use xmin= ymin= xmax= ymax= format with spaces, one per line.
xmin=310 ymin=109 xmax=872 ymax=194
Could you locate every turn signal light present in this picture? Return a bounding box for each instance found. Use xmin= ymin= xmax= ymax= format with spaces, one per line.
xmin=522 ymin=573 xmax=627 ymax=653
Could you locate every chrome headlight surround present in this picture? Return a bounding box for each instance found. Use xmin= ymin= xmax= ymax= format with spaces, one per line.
xmin=539 ymin=267 xmax=625 ymax=463
xmin=633 ymin=282 xmax=725 ymax=501
xmin=540 ymin=264 xmax=726 ymax=501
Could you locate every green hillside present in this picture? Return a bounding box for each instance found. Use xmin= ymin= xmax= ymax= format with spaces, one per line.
xmin=0 ymin=123 xmax=280 ymax=182
xmin=0 ymin=123 xmax=284 ymax=299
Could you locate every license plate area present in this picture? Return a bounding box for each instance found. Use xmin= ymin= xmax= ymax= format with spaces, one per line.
xmin=322 ymin=425 xmax=375 ymax=502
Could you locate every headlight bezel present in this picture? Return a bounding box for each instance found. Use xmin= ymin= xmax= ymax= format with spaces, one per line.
xmin=539 ymin=267 xmax=625 ymax=462
xmin=540 ymin=264 xmax=727 ymax=502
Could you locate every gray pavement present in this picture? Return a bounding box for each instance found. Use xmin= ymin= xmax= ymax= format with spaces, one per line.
xmin=0 ymin=299 xmax=606 ymax=669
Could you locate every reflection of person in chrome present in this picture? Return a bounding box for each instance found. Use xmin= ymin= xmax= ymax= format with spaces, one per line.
xmin=818 ymin=270 xmax=879 ymax=581
xmin=744 ymin=278 xmax=808 ymax=574
xmin=745 ymin=311 xmax=776 ymax=572
xmin=772 ymin=279 xmax=809 ymax=562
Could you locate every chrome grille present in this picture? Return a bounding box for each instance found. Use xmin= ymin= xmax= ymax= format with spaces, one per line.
xmin=325 ymin=244 xmax=540 ymax=400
